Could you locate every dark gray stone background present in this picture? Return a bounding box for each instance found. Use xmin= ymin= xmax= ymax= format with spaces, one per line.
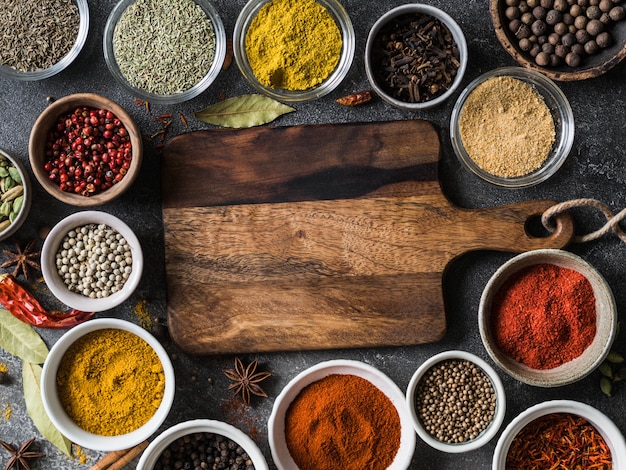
xmin=1 ymin=0 xmax=625 ymax=469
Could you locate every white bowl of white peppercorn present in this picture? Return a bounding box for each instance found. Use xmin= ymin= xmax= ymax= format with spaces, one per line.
xmin=41 ymin=210 xmax=143 ymax=312
xmin=136 ymin=419 xmax=269 ymax=470
xmin=406 ymin=350 xmax=506 ymax=453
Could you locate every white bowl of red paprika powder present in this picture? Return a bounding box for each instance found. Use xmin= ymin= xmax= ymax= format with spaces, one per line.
xmin=268 ymin=359 xmax=416 ymax=470
xmin=479 ymin=249 xmax=617 ymax=387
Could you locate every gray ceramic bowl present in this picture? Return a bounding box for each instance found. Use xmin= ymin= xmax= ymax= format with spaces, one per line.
xmin=479 ymin=249 xmax=617 ymax=387
xmin=0 ymin=148 xmax=32 ymax=242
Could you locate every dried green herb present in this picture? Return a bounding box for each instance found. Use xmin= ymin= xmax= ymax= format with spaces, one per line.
xmin=22 ymin=362 xmax=72 ymax=456
xmin=113 ymin=0 xmax=216 ymax=95
xmin=0 ymin=0 xmax=80 ymax=72
xmin=195 ymin=94 xmax=295 ymax=128
xmin=0 ymin=308 xmax=48 ymax=364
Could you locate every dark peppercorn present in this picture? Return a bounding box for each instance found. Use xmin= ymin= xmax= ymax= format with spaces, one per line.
xmin=532 ymin=19 xmax=548 ymax=34
xmin=609 ymin=6 xmax=625 ymax=20
xmin=565 ymin=51 xmax=582 ymax=66
xmin=596 ymin=31 xmax=612 ymax=47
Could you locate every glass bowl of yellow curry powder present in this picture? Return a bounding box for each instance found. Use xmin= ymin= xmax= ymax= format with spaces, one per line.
xmin=450 ymin=67 xmax=575 ymax=188
xmin=41 ymin=318 xmax=175 ymax=451
xmin=233 ymin=0 xmax=355 ymax=102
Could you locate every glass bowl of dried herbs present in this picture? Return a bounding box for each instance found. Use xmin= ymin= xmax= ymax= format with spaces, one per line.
xmin=233 ymin=0 xmax=355 ymax=103
xmin=406 ymin=350 xmax=506 ymax=453
xmin=136 ymin=419 xmax=269 ymax=470
xmin=493 ymin=400 xmax=626 ymax=469
xmin=365 ymin=4 xmax=468 ymax=110
xmin=103 ymin=0 xmax=227 ymax=105
xmin=41 ymin=318 xmax=175 ymax=452
xmin=450 ymin=67 xmax=575 ymax=188
xmin=478 ymin=249 xmax=617 ymax=388
xmin=0 ymin=148 xmax=32 ymax=242
xmin=0 ymin=0 xmax=89 ymax=81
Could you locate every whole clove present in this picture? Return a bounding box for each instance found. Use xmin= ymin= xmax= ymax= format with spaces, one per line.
xmin=371 ymin=13 xmax=461 ymax=104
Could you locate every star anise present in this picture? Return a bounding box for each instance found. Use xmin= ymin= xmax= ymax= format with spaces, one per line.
xmin=1 ymin=240 xmax=41 ymax=281
xmin=0 ymin=438 xmax=44 ymax=470
xmin=223 ymin=357 xmax=271 ymax=405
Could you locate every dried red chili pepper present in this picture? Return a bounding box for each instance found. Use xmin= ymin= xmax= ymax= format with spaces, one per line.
xmin=0 ymin=274 xmax=94 ymax=328
xmin=336 ymin=90 xmax=373 ymax=106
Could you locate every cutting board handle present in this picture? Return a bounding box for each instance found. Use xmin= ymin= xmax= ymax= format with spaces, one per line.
xmin=460 ymin=199 xmax=574 ymax=253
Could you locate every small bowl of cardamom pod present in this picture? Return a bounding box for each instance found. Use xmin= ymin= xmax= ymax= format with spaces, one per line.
xmin=103 ymin=0 xmax=226 ymax=104
xmin=0 ymin=0 xmax=89 ymax=81
xmin=41 ymin=318 xmax=175 ymax=451
xmin=233 ymin=0 xmax=355 ymax=102
xmin=0 ymin=149 xmax=31 ymax=242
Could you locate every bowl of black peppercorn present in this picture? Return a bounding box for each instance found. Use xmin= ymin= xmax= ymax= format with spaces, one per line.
xmin=491 ymin=0 xmax=626 ymax=81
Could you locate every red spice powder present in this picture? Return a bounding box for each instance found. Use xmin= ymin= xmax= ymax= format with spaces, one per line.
xmin=491 ymin=263 xmax=596 ymax=369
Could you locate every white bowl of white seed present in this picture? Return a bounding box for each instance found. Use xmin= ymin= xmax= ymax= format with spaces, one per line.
xmin=41 ymin=211 xmax=143 ymax=312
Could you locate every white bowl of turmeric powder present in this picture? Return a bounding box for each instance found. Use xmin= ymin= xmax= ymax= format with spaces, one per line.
xmin=41 ymin=318 xmax=175 ymax=451
xmin=450 ymin=67 xmax=574 ymax=188
xmin=233 ymin=0 xmax=355 ymax=102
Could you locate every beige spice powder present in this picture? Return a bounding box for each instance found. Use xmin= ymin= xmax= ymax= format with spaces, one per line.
xmin=459 ymin=76 xmax=555 ymax=178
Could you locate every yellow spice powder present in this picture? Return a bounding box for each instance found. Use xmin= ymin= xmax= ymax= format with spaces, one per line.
xmin=56 ymin=328 xmax=165 ymax=436
xmin=244 ymin=0 xmax=342 ymax=90
xmin=459 ymin=76 xmax=555 ymax=178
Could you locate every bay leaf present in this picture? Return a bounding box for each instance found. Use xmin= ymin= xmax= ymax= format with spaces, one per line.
xmin=194 ymin=94 xmax=295 ymax=128
xmin=0 ymin=308 xmax=48 ymax=364
xmin=22 ymin=362 xmax=72 ymax=456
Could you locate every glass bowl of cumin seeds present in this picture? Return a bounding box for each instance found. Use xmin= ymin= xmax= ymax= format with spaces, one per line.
xmin=103 ymin=0 xmax=226 ymax=105
xmin=450 ymin=67 xmax=575 ymax=188
xmin=365 ymin=4 xmax=468 ymax=110
xmin=0 ymin=0 xmax=89 ymax=81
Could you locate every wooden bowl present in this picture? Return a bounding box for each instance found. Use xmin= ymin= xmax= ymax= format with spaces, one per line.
xmin=29 ymin=93 xmax=142 ymax=206
xmin=490 ymin=0 xmax=626 ymax=81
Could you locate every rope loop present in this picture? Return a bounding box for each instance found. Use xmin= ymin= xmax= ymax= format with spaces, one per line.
xmin=541 ymin=198 xmax=626 ymax=243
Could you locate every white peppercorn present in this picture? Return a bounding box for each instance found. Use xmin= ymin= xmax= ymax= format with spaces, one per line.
xmin=55 ymin=223 xmax=133 ymax=298
xmin=415 ymin=359 xmax=497 ymax=444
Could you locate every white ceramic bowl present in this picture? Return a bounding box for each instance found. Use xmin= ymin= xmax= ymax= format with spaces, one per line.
xmin=233 ymin=0 xmax=355 ymax=102
xmin=136 ymin=419 xmax=269 ymax=470
xmin=0 ymin=0 xmax=89 ymax=81
xmin=41 ymin=211 xmax=143 ymax=312
xmin=103 ymin=0 xmax=226 ymax=104
xmin=0 ymin=148 xmax=32 ymax=242
xmin=450 ymin=67 xmax=574 ymax=188
xmin=493 ymin=400 xmax=626 ymax=469
xmin=479 ymin=249 xmax=617 ymax=387
xmin=406 ymin=350 xmax=506 ymax=453
xmin=268 ymin=359 xmax=415 ymax=470
xmin=41 ymin=318 xmax=175 ymax=451
xmin=365 ymin=4 xmax=468 ymax=110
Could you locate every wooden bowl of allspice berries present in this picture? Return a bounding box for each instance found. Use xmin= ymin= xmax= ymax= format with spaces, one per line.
xmin=490 ymin=0 xmax=626 ymax=81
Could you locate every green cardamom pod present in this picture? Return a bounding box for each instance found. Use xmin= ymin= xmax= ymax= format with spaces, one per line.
xmin=8 ymin=167 xmax=21 ymax=184
xmin=600 ymin=376 xmax=612 ymax=397
xmin=9 ymin=211 xmax=16 ymax=223
xmin=615 ymin=366 xmax=626 ymax=382
xmin=0 ymin=201 xmax=11 ymax=217
xmin=0 ymin=185 xmax=23 ymax=202
xmin=4 ymin=176 xmax=15 ymax=191
xmin=0 ymin=167 xmax=9 ymax=178
xmin=599 ymin=362 xmax=613 ymax=378
xmin=12 ymin=195 xmax=23 ymax=215
xmin=606 ymin=351 xmax=625 ymax=364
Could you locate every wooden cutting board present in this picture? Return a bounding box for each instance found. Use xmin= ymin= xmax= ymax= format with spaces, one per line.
xmin=162 ymin=120 xmax=573 ymax=355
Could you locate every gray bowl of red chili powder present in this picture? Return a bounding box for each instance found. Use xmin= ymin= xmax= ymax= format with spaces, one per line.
xmin=479 ymin=249 xmax=617 ymax=387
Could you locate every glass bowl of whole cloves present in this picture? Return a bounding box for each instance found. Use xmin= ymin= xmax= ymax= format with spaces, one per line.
xmin=365 ymin=4 xmax=468 ymax=110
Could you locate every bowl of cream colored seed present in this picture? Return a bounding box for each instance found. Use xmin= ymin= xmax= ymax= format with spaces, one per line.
xmin=41 ymin=210 xmax=143 ymax=312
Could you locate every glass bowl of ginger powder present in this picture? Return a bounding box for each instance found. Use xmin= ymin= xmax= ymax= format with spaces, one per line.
xmin=233 ymin=0 xmax=355 ymax=102
xmin=450 ymin=67 xmax=574 ymax=188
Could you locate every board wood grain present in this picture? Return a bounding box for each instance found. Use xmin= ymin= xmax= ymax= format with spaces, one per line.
xmin=162 ymin=120 xmax=573 ymax=355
